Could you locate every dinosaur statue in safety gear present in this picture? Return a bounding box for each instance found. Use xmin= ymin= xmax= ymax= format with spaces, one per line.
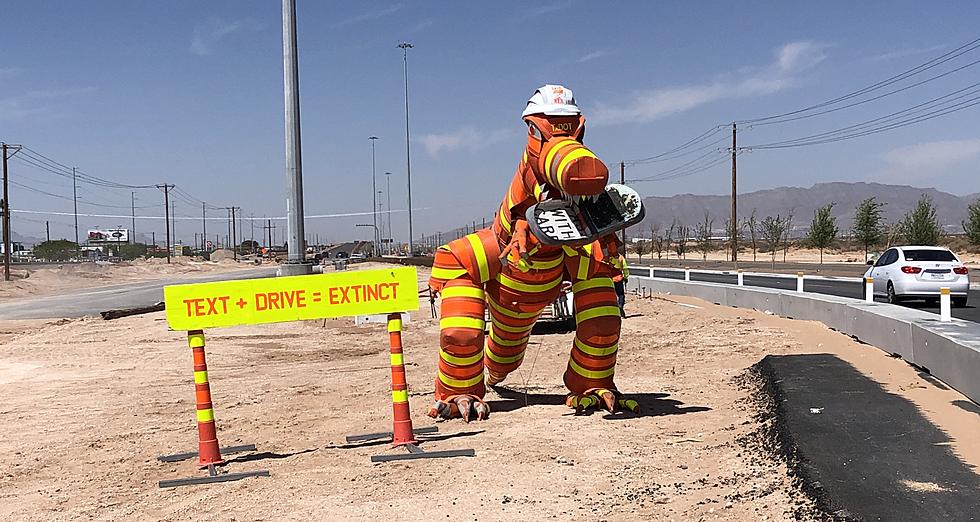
xmin=427 ymin=85 xmax=638 ymax=422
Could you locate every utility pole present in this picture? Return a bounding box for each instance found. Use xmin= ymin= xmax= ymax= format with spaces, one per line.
xmin=282 ymin=0 xmax=308 ymax=272
xmin=152 ymin=231 xmax=155 ymax=247
xmin=398 ymin=42 xmax=415 ymax=255
xmin=131 ymin=192 xmax=136 ymax=244
xmin=72 ymin=167 xmax=79 ymax=251
xmin=620 ymin=161 xmax=627 ymax=247
xmin=228 ymin=206 xmax=239 ymax=260
xmin=202 ymin=203 xmax=207 ymax=252
xmin=2 ymin=143 xmax=23 ymax=281
xmin=369 ymin=136 xmax=379 ymax=257
xmin=156 ymin=184 xmax=174 ymax=263
xmin=730 ymin=122 xmax=738 ymax=264
xmin=172 ymin=199 xmax=177 ymax=256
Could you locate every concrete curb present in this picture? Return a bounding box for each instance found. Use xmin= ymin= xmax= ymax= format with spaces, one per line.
xmin=628 ymin=275 xmax=980 ymax=406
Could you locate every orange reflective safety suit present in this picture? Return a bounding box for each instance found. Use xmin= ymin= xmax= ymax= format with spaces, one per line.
xmin=427 ymin=104 xmax=635 ymax=421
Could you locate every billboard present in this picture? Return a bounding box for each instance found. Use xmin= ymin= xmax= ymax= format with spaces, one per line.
xmin=87 ymin=228 xmax=130 ymax=243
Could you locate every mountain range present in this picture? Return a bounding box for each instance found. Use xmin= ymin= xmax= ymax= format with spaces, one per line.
xmin=636 ymin=182 xmax=979 ymax=236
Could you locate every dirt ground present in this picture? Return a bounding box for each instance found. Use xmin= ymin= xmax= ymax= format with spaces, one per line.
xmin=0 ymin=257 xmax=258 ymax=299
xmin=0 ymin=266 xmax=977 ymax=521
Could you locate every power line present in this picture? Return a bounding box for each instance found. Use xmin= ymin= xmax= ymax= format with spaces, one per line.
xmin=737 ymin=35 xmax=980 ymax=124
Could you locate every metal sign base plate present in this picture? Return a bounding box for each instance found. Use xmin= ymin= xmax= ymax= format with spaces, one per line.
xmin=158 ymin=463 xmax=270 ymax=489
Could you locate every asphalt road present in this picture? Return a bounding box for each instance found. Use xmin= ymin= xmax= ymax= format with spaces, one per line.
xmin=632 ymin=266 xmax=980 ymax=323
xmin=0 ymin=267 xmax=278 ymax=320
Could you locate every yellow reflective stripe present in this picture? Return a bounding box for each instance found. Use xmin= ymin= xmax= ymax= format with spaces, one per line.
xmin=193 ymin=371 xmax=209 ymax=384
xmin=533 ymin=183 xmax=544 ymax=200
xmin=490 ymin=328 xmax=528 ymax=347
xmin=497 ymin=272 xmax=561 ymax=293
xmin=487 ymin=296 xmax=539 ymax=319
xmin=440 ymin=316 xmax=485 ymax=330
xmin=391 ymin=389 xmax=408 ymax=403
xmin=556 ymin=147 xmax=596 ymax=183
xmin=390 ymin=353 xmax=404 ymax=366
xmin=574 ymin=337 xmax=619 ymax=357
xmin=544 ymin=139 xmax=578 ymax=181
xmin=562 ymin=246 xmax=579 ymax=257
xmin=570 ymin=395 xmax=598 ymax=409
xmin=486 ymin=348 xmax=525 ymax=364
xmin=431 ymin=267 xmax=468 ymax=280
xmin=387 ymin=317 xmax=402 ymax=332
xmin=188 ymin=333 xmax=205 ymax=348
xmin=196 ymin=408 xmax=215 ymax=423
xmin=441 ymin=286 xmax=485 ymax=300
xmin=490 ymin=316 xmax=533 ymax=334
xmin=526 ymin=255 xmax=564 ymax=270
xmin=572 ymin=277 xmax=614 ymax=293
xmin=466 ymin=234 xmax=490 ymax=283
xmin=577 ymin=256 xmax=590 ymax=280
xmin=569 ymin=358 xmax=615 ymax=379
xmin=440 ymin=349 xmax=484 ymax=366
xmin=438 ymin=370 xmax=484 ymax=389
xmin=576 ymin=306 xmax=622 ymax=323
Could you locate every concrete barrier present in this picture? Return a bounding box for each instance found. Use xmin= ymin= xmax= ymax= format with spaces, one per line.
xmin=630 ymin=273 xmax=980 ymax=405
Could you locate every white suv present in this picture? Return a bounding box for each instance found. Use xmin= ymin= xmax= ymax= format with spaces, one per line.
xmin=865 ymin=246 xmax=969 ymax=307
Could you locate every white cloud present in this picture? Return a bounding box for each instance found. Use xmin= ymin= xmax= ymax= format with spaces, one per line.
xmin=590 ymin=41 xmax=827 ymax=125
xmin=332 ymin=4 xmax=404 ymax=28
xmin=191 ymin=18 xmax=261 ymax=56
xmin=577 ymin=50 xmax=611 ymax=63
xmin=419 ymin=127 xmax=511 ymax=156
xmin=866 ymin=45 xmax=945 ymax=62
xmin=0 ymin=87 xmax=97 ymax=122
xmin=881 ymin=139 xmax=980 ymax=171
xmin=520 ymin=0 xmax=574 ymax=21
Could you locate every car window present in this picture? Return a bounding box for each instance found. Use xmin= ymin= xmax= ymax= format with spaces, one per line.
xmin=903 ymin=249 xmax=957 ymax=262
xmin=875 ymin=249 xmax=895 ymax=266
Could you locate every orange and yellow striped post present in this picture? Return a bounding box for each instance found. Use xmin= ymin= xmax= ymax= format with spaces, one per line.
xmin=387 ymin=313 xmax=418 ymax=446
xmin=188 ymin=330 xmax=223 ymax=467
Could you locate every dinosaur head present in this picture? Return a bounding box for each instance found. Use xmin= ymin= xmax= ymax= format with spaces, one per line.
xmin=522 ymin=85 xmax=609 ymax=200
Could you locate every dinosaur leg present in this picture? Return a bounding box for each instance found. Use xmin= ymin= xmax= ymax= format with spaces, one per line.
xmin=483 ymin=292 xmax=546 ymax=386
xmin=563 ymin=277 xmax=638 ymax=414
xmin=428 ymin=277 xmax=490 ymax=422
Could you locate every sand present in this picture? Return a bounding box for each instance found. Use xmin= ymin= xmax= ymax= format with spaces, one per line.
xmin=0 ymin=257 xmax=259 ymax=300
xmin=0 ymin=267 xmax=976 ymax=521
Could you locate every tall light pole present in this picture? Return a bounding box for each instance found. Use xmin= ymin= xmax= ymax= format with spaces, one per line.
xmin=281 ymin=0 xmax=309 ymax=274
xmin=398 ymin=42 xmax=415 ymax=255
xmin=385 ymin=172 xmax=392 ymax=255
xmin=377 ymin=189 xmax=384 ymax=254
xmin=369 ymin=136 xmax=379 ymax=257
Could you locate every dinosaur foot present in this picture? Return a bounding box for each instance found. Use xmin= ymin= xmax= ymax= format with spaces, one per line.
xmin=565 ymin=388 xmax=640 ymax=415
xmin=426 ymin=394 xmax=490 ymax=422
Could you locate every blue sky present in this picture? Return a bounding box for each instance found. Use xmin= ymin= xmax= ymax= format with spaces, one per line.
xmin=3 ymin=1 xmax=980 ymax=245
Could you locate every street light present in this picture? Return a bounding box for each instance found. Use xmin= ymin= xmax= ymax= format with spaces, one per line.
xmin=369 ymin=136 xmax=379 ymax=257
xmin=385 ymin=172 xmax=393 ymax=255
xmin=377 ymin=189 xmax=384 ymax=255
xmin=398 ymin=42 xmax=414 ymax=255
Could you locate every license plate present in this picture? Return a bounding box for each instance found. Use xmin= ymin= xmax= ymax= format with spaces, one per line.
xmin=928 ymin=273 xmax=946 ymax=280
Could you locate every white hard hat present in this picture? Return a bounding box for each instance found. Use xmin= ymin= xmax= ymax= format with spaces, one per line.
xmin=522 ymin=84 xmax=581 ymax=117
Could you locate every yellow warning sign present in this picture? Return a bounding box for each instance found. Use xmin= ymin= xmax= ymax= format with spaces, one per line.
xmin=164 ymin=267 xmax=419 ymax=330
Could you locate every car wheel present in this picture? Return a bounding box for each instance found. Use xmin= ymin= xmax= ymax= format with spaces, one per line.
xmin=886 ymin=282 xmax=901 ymax=304
xmin=952 ymin=296 xmax=968 ymax=308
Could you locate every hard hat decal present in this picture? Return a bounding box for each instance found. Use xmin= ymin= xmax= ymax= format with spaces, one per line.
xmin=523 ymin=84 xmax=581 ymax=118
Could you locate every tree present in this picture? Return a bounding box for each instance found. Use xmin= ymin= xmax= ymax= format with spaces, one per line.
xmin=782 ymin=212 xmax=794 ymax=263
xmin=673 ymin=225 xmax=688 ymax=259
xmin=33 ymin=240 xmax=79 ymax=261
xmin=760 ymin=215 xmax=788 ymax=269
xmin=807 ymin=203 xmax=839 ymax=264
xmin=665 ymin=220 xmax=677 ymax=259
xmin=962 ymin=197 xmax=980 ymax=246
xmin=651 ymin=224 xmax=668 ymax=260
xmin=746 ymin=208 xmax=759 ymax=262
xmin=853 ymin=197 xmax=885 ymax=262
xmin=118 ymin=243 xmax=148 ymax=261
xmin=899 ymin=195 xmax=943 ymax=246
xmin=632 ymin=238 xmax=649 ymax=262
xmin=694 ymin=211 xmax=714 ymax=261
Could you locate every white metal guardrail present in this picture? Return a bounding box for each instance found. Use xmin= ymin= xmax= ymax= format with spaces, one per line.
xmin=627 ymin=271 xmax=980 ymax=406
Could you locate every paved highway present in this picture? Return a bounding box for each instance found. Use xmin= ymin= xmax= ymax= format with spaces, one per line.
xmin=0 ymin=267 xmax=278 ymax=320
xmin=634 ymin=267 xmax=980 ymax=323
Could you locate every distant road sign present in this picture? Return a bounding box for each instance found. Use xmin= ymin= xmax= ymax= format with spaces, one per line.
xmin=164 ymin=267 xmax=418 ymax=330
xmin=206 ymin=240 xmax=213 ymax=249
